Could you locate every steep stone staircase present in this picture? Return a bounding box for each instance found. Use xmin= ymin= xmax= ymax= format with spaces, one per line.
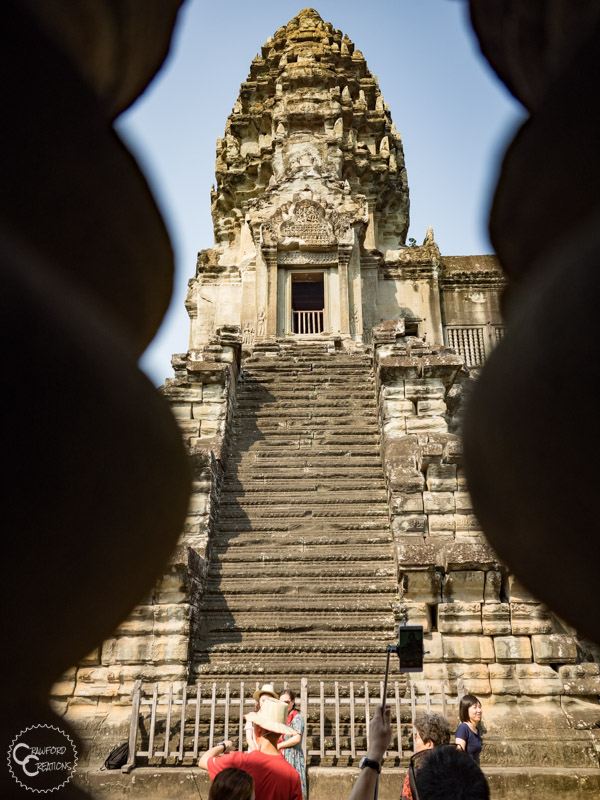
xmin=194 ymin=341 xmax=399 ymax=696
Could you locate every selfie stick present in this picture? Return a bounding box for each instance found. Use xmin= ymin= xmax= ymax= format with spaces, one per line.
xmin=373 ymin=645 xmax=396 ymax=800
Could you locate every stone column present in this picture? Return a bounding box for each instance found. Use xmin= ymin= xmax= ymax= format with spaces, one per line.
xmin=338 ymin=246 xmax=352 ymax=336
xmin=263 ymin=246 xmax=278 ymax=337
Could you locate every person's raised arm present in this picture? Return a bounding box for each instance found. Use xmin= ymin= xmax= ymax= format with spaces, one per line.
xmin=198 ymin=739 xmax=233 ymax=770
xmin=349 ymin=704 xmax=392 ymax=800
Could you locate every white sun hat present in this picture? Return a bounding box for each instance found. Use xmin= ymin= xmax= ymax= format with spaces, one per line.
xmin=245 ymin=698 xmax=296 ymax=736
xmin=252 ymin=683 xmax=279 ymax=702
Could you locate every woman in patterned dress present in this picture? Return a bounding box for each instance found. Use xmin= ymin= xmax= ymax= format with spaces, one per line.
xmin=277 ymin=689 xmax=307 ymax=799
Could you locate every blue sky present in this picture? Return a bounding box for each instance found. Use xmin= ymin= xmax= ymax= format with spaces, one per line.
xmin=116 ymin=0 xmax=525 ymax=385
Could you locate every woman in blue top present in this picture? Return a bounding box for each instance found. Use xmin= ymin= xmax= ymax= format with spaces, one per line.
xmin=455 ymin=693 xmax=483 ymax=763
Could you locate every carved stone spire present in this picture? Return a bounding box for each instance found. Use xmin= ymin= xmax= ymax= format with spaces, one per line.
xmin=210 ymin=7 xmax=409 ymax=256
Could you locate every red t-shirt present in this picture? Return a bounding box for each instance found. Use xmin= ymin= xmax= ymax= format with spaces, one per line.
xmin=207 ymin=750 xmax=302 ymax=800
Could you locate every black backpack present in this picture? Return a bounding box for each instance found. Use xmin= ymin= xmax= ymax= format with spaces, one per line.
xmin=103 ymin=742 xmax=129 ymax=770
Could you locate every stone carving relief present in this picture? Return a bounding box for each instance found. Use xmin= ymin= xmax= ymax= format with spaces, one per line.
xmin=242 ymin=322 xmax=255 ymax=346
xmin=257 ymin=307 xmax=266 ymax=336
xmin=278 ymin=251 xmax=337 ymax=265
xmin=279 ymin=200 xmax=335 ymax=245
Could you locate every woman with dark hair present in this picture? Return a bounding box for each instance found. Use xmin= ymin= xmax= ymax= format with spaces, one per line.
xmin=455 ymin=693 xmax=483 ymax=763
xmin=208 ymin=767 xmax=254 ymax=800
xmin=278 ymin=689 xmax=306 ymax=799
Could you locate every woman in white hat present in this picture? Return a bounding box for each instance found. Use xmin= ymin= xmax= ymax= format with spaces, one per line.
xmin=246 ymin=684 xmax=279 ymax=751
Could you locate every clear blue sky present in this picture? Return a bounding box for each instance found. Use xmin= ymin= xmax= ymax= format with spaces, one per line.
xmin=116 ymin=0 xmax=525 ymax=385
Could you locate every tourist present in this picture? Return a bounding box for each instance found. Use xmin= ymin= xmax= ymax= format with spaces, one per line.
xmin=414 ymin=744 xmax=490 ymax=800
xmin=199 ymin=697 xmax=302 ymax=800
xmin=455 ymin=694 xmax=483 ymax=763
xmin=246 ymin=684 xmax=280 ymax=751
xmin=348 ymin=703 xmax=392 ymax=800
xmin=277 ymin=689 xmax=306 ymax=798
xmin=400 ymin=712 xmax=451 ymax=800
xmin=209 ymin=767 xmax=255 ymax=800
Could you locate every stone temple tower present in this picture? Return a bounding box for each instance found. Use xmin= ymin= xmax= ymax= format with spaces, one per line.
xmin=187 ymin=7 xmax=413 ymax=347
xmin=58 ymin=10 xmax=600 ymax=796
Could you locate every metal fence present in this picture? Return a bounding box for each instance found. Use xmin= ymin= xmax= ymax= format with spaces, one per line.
xmin=122 ymin=677 xmax=462 ymax=773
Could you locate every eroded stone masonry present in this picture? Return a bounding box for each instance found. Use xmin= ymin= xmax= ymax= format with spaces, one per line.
xmin=55 ymin=7 xmax=599 ymax=792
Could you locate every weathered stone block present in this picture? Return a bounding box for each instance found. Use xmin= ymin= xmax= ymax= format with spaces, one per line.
xmin=438 ymin=602 xmax=482 ymax=634
xmin=446 ymin=663 xmax=491 ymax=696
xmin=428 ymin=514 xmax=457 ymax=531
xmin=380 ymin=381 xmax=405 ymax=399
xmin=494 ymin=636 xmax=532 ymax=663
xmin=442 ymin=543 xmax=501 ymax=571
xmin=392 ymin=514 xmax=427 ymax=534
xmin=417 ymin=399 xmax=446 ymax=416
xmin=442 ymin=571 xmax=485 ymax=603
xmin=401 ymin=569 xmax=442 ymax=603
xmin=423 ymin=632 xmax=443 ymax=662
xmin=202 ymin=384 xmax=226 ymax=401
xmin=101 ymin=637 xmax=152 ymax=665
xmin=454 ymin=514 xmax=482 ymax=532
xmin=423 ymin=492 xmax=456 ymax=514
xmin=396 ymin=543 xmax=437 ymax=568
xmin=484 ymin=571 xmax=502 ymax=604
xmin=404 ymin=378 xmax=445 ymax=401
xmin=187 ymin=493 xmax=210 ymax=516
xmin=514 ymin=664 xmax=563 ymax=695
xmin=510 ymin=603 xmax=553 ymax=635
xmin=170 ymin=403 xmax=192 ymax=420
xmin=482 ymin=603 xmax=511 ymax=635
xmin=391 ymin=493 xmax=424 ymax=513
xmin=442 ymin=635 xmax=495 ymax=663
xmin=80 ymin=648 xmax=101 ymax=666
xmin=151 ymin=635 xmax=189 ymax=664
xmin=454 ymin=492 xmax=473 ymax=512
xmin=426 ymin=464 xmax=457 ymax=492
xmin=489 ymin=664 xmax=520 ymax=695
xmin=397 ymin=602 xmax=431 ymax=632
xmin=456 ymin=467 xmax=469 ymax=490
xmin=558 ymin=663 xmax=600 ymax=695
xmin=382 ymin=398 xmax=415 ymax=418
xmin=382 ymin=418 xmax=407 ymax=437
xmin=153 ymin=605 xmax=192 ymax=635
xmin=506 ymin=575 xmax=539 ymax=603
xmin=406 ymin=416 xmax=448 ymax=434
xmin=531 ymin=634 xmax=578 ymax=664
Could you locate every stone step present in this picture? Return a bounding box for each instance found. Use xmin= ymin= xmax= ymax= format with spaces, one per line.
xmin=217 ymin=506 xmax=389 ymax=521
xmin=207 ymin=563 xmax=395 ymax=580
xmin=220 ymin=486 xmax=388 ymax=501
xmin=227 ymin=467 xmax=384 ymax=480
xmin=229 ymin=434 xmax=380 ymax=450
xmin=211 ymin=529 xmax=392 ymax=546
xmin=231 ymin=452 xmax=382 ymax=465
xmin=235 ymin=389 xmax=376 ymax=401
xmin=200 ymin=594 xmax=397 ymax=613
xmin=200 ymin=611 xmax=395 ymax=634
xmin=234 ymin=407 xmax=378 ymax=418
xmin=205 ymin=575 xmax=395 ymax=593
xmin=210 ymin=544 xmax=393 ymax=563
xmin=214 ymin=519 xmax=391 ymax=533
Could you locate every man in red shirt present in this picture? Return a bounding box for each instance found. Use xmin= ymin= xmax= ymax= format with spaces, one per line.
xmin=199 ymin=698 xmax=302 ymax=800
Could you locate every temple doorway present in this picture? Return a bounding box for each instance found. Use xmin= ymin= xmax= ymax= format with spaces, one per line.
xmin=291 ymin=271 xmax=325 ymax=334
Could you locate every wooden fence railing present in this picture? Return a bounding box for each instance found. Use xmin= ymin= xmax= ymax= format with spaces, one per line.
xmin=122 ymin=677 xmax=463 ymax=773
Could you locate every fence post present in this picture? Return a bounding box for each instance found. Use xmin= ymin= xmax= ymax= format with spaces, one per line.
xmin=395 ymin=682 xmax=402 ymax=758
xmin=163 ymin=683 xmax=173 ymax=758
xmin=301 ymin=678 xmax=308 ymax=764
xmin=122 ymin=679 xmax=142 ymax=774
xmin=148 ymin=683 xmax=158 ymax=758
xmin=350 ymin=682 xmax=356 ymax=759
xmin=193 ymin=682 xmax=201 ymax=760
xmin=319 ymin=681 xmax=325 ymax=759
xmin=224 ymin=682 xmax=230 ymax=741
xmin=239 ymin=681 xmax=245 ymax=751
xmin=334 ymin=682 xmax=340 ymax=759
xmin=364 ymin=682 xmax=370 ymax=751
xmin=178 ymin=684 xmax=187 ymax=760
xmin=410 ymin=683 xmax=416 ymax=751
xmin=209 ymin=683 xmax=217 ymax=749
xmin=425 ymin=682 xmax=431 ymax=713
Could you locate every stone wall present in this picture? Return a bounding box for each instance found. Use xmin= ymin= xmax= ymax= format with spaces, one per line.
xmin=373 ymin=325 xmax=600 ymax=762
xmin=53 ymin=329 xmax=240 ymax=763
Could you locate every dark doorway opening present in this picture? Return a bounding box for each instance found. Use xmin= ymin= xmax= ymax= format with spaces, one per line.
xmin=291 ymin=272 xmax=324 ymax=334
